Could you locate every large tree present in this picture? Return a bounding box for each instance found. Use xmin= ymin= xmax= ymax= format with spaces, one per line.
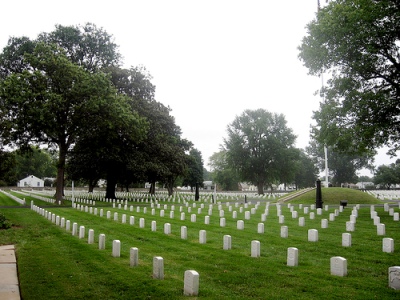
xmin=298 ymin=0 xmax=400 ymax=155
xmin=374 ymin=164 xmax=399 ymax=189
xmin=0 ymin=24 xmax=144 ymax=203
xmin=224 ymin=109 xmax=297 ymax=194
xmin=110 ymin=66 xmax=191 ymax=196
xmin=292 ymin=149 xmax=318 ymax=189
xmin=14 ymin=146 xmax=57 ymax=180
xmin=208 ymin=150 xmax=240 ymax=191
xmin=182 ymin=148 xmax=204 ymax=192
xmin=0 ymin=149 xmax=16 ymax=186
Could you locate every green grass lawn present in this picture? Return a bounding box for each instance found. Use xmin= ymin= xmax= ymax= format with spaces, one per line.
xmin=1 ymin=191 xmax=399 ymax=299
xmin=288 ymin=187 xmax=382 ymax=205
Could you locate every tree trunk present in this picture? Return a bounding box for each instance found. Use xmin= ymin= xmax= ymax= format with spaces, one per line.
xmin=195 ymin=182 xmax=199 ymax=201
xmin=149 ymin=180 xmax=156 ymax=195
xmin=257 ymin=182 xmax=264 ymax=195
xmin=167 ymin=179 xmax=174 ymax=196
xmin=105 ymin=173 xmax=117 ymax=199
xmin=88 ymin=178 xmax=96 ymax=193
xmin=55 ymin=143 xmax=68 ymax=205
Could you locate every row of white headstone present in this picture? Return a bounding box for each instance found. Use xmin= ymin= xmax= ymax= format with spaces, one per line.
xmin=69 ymin=199 xmax=398 ymax=252
xmin=33 ymin=201 xmax=400 ymax=290
xmin=30 ymin=203 xmax=200 ymax=296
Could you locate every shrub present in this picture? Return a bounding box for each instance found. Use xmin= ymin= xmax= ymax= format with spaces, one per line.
xmin=0 ymin=212 xmax=12 ymax=229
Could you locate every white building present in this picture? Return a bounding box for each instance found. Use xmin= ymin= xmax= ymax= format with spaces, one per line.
xmin=17 ymin=175 xmax=44 ymax=188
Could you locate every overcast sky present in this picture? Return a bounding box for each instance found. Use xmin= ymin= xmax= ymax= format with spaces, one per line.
xmin=1 ymin=0 xmax=397 ymax=176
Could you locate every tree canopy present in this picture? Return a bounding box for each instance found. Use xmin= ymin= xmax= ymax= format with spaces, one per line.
xmin=298 ymin=0 xmax=400 ymax=155
xmin=224 ymin=109 xmax=297 ymax=194
xmin=0 ymin=24 xmax=147 ymax=202
xmin=373 ymin=162 xmax=400 ymax=189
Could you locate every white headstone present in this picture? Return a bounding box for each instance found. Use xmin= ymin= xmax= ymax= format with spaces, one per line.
xmin=112 ymin=240 xmax=121 ymax=257
xmin=99 ymin=234 xmax=105 ymax=250
xmin=308 ymin=229 xmax=318 ymax=242
xmin=220 ymin=218 xmax=226 ymax=227
xmin=388 ymin=266 xmax=400 ymax=290
xmin=205 ymin=215 xmax=210 ymax=225
xmin=383 ymin=238 xmax=394 ymax=253
xmin=72 ymin=222 xmax=78 ymax=236
xmin=299 ymin=217 xmax=305 ymax=227
xmin=153 ymin=256 xmax=164 ymax=279
xmin=79 ymin=226 xmax=85 ymax=239
xmin=223 ymin=235 xmax=232 ymax=250
xmin=257 ymin=223 xmax=264 ymax=234
xmin=346 ymin=221 xmax=355 ymax=232
xmin=199 ymin=230 xmax=206 ymax=244
xmin=394 ymin=212 xmax=400 ymax=221
xmin=164 ymin=223 xmax=171 ymax=234
xmin=130 ymin=247 xmax=139 ymax=267
xmin=139 ymin=218 xmax=145 ymax=228
xmin=350 ymin=215 xmax=357 ymax=223
xmin=309 ymin=212 xmax=315 ymax=220
xmin=377 ymin=223 xmax=386 ymax=235
xmin=330 ymin=256 xmax=347 ymax=276
xmin=184 ymin=270 xmax=199 ymax=296
xmin=321 ymin=219 xmax=328 ymax=229
xmin=191 ymin=214 xmax=197 ymax=222
xmin=130 ymin=216 xmax=135 ymax=225
xmin=151 ymin=220 xmax=157 ymax=232
xmin=281 ymin=226 xmax=288 ymax=238
xmin=237 ymin=220 xmax=244 ymax=230
xmin=251 ymin=240 xmax=260 ymax=257
xmin=181 ymin=226 xmax=187 ymax=239
xmin=342 ymin=233 xmax=351 ymax=247
xmin=287 ymin=247 xmax=298 ymax=267
xmin=279 ymin=215 xmax=285 ymax=224
xmin=88 ymin=229 xmax=94 ymax=244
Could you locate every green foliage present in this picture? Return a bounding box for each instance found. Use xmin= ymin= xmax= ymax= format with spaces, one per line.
xmin=0 ymin=24 xmax=142 ymax=203
xmin=14 ymin=145 xmax=57 ymax=180
xmin=0 ymin=212 xmax=12 ymax=229
xmin=224 ymin=109 xmax=297 ymax=194
xmin=209 ymin=150 xmax=240 ymax=191
xmin=299 ymin=0 xmax=400 ymax=155
xmin=373 ymin=163 xmax=400 ymax=188
xmin=182 ymin=148 xmax=204 ymax=190
xmin=293 ymin=150 xmax=318 ymax=189
xmin=0 ymin=149 xmax=17 ymax=185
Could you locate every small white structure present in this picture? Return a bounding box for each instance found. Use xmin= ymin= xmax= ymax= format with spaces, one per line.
xmin=17 ymin=175 xmax=44 ymax=188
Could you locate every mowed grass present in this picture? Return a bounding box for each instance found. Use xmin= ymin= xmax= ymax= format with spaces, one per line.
xmin=289 ymin=187 xmax=382 ymax=205
xmin=1 ymin=192 xmax=400 ymax=299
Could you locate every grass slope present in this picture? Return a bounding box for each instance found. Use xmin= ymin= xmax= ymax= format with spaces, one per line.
xmin=288 ymin=188 xmax=381 ymax=205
